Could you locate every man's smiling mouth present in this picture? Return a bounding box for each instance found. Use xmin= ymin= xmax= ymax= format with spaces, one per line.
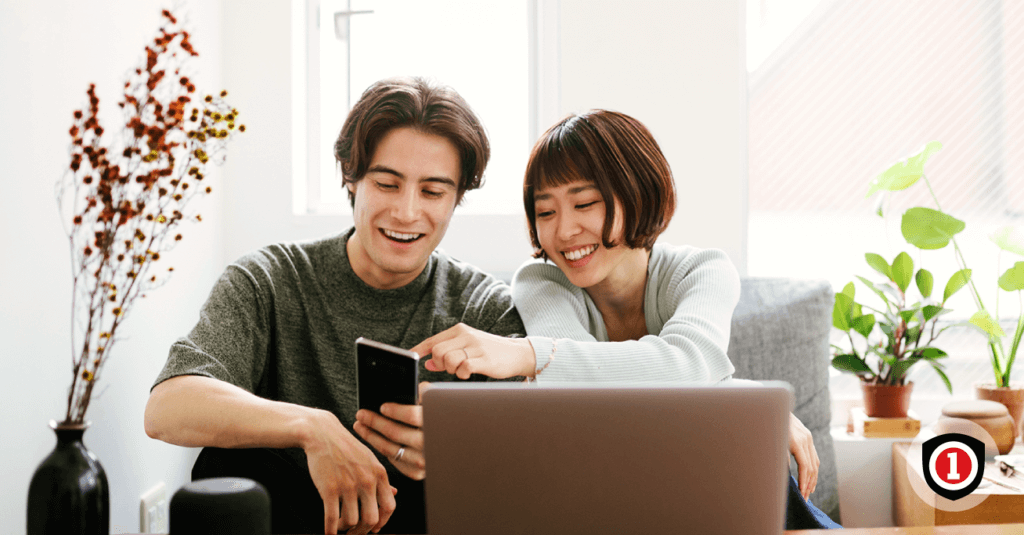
xmin=381 ymin=228 xmax=424 ymax=243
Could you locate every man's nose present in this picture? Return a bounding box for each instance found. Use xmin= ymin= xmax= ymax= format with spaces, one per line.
xmin=392 ymin=189 xmax=420 ymax=222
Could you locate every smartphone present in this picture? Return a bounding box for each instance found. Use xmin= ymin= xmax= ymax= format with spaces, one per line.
xmin=355 ymin=337 xmax=420 ymax=414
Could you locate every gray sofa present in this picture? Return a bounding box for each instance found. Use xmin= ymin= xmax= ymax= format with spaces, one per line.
xmin=727 ymin=277 xmax=839 ymax=523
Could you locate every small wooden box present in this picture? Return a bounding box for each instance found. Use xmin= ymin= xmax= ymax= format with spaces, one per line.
xmin=847 ymin=407 xmax=921 ymax=438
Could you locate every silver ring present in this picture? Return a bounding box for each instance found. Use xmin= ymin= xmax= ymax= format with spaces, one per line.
xmin=394 ymin=446 xmax=406 ymax=462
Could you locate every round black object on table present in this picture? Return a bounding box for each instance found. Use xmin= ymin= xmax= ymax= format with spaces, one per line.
xmin=170 ymin=477 xmax=270 ymax=535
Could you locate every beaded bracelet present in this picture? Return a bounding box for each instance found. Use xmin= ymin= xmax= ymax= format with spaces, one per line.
xmin=527 ymin=338 xmax=556 ymax=383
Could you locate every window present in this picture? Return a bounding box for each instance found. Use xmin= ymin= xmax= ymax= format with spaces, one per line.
xmin=295 ymin=0 xmax=557 ymax=216
xmin=746 ymin=0 xmax=1024 ymax=401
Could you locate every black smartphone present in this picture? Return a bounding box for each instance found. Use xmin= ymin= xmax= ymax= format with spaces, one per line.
xmin=355 ymin=337 xmax=419 ymax=414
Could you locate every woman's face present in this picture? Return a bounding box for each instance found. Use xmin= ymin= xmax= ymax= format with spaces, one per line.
xmin=533 ymin=179 xmax=631 ymax=289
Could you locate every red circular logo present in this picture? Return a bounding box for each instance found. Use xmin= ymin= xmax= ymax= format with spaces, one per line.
xmin=934 ymin=446 xmax=973 ymax=485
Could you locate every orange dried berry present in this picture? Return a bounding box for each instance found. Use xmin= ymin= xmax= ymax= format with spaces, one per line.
xmin=205 ymin=95 xmax=213 ymax=103
xmin=73 ymin=215 xmax=83 ymax=225
xmin=112 ymin=307 xmax=122 ymax=315
xmin=82 ymin=370 xmax=94 ymax=381
xmin=239 ymin=125 xmax=246 ymax=133
xmin=151 ymin=252 xmax=160 ymax=261
xmin=173 ymin=194 xmax=182 ymax=201
xmin=175 ymin=234 xmax=183 ymax=241
xmin=74 ymin=110 xmax=83 ymax=119
xmin=205 ymin=187 xmax=212 ymax=194
xmin=220 ymin=90 xmax=227 ymax=97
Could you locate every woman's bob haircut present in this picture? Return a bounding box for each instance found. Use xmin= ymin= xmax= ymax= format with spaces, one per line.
xmin=334 ymin=76 xmax=490 ymax=206
xmin=523 ymin=109 xmax=676 ymax=259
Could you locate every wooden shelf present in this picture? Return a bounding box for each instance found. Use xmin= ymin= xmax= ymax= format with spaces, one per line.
xmin=892 ymin=442 xmax=1024 ymax=526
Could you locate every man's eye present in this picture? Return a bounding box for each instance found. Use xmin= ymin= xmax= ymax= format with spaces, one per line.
xmin=375 ymin=181 xmax=398 ymax=190
xmin=423 ymin=189 xmax=445 ymax=198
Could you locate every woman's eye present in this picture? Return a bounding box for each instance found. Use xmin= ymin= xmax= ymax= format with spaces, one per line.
xmin=536 ymin=210 xmax=554 ymax=218
xmin=575 ymin=201 xmax=597 ymax=209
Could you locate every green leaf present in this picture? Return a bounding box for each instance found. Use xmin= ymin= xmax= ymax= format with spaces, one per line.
xmin=990 ymin=226 xmax=1024 ymax=257
xmin=856 ymin=275 xmax=891 ymax=306
xmin=866 ymin=141 xmax=943 ymax=197
xmin=943 ymin=269 xmax=972 ymax=302
xmin=922 ymin=305 xmax=951 ymax=322
xmin=891 ymin=252 xmax=914 ymax=292
xmin=852 ymin=302 xmax=863 ymax=319
xmin=917 ymin=347 xmax=948 ymax=360
xmin=998 ymin=262 xmax=1024 ymax=292
xmin=906 ymin=324 xmax=922 ymax=345
xmin=930 ymin=362 xmax=953 ymax=394
xmin=832 ymin=354 xmax=873 ymax=374
xmin=899 ymin=309 xmax=917 ymax=325
xmin=901 ymin=207 xmax=966 ymax=250
xmin=851 ymin=314 xmax=875 ymax=339
xmin=865 ymin=253 xmax=893 ymax=281
xmin=969 ymin=310 xmax=1007 ymax=339
xmin=916 ymin=269 xmax=934 ymax=298
xmin=833 ymin=292 xmax=854 ymax=331
xmin=889 ymin=358 xmax=920 ymax=381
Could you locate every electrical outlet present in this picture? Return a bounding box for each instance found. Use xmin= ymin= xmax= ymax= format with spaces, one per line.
xmin=140 ymin=481 xmax=169 ymax=533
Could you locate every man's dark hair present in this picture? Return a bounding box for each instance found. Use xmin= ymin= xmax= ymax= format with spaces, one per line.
xmin=334 ymin=76 xmax=490 ymax=206
xmin=523 ymin=109 xmax=677 ymax=260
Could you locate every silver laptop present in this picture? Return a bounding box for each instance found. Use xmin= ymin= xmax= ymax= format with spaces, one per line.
xmin=422 ymin=383 xmax=792 ymax=535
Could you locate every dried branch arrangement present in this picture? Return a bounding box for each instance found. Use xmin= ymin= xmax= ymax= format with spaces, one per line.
xmin=58 ymin=9 xmax=244 ymax=424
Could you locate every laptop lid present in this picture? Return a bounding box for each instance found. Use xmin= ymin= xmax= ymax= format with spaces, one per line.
xmin=422 ymin=383 xmax=791 ymax=535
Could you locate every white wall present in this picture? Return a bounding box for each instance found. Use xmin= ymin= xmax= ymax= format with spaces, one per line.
xmin=1 ymin=2 xmax=223 ymax=533
xmin=219 ymin=0 xmax=746 ymax=280
xmin=558 ymin=0 xmax=748 ymax=275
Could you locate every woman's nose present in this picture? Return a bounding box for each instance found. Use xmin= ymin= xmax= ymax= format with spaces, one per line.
xmin=557 ymin=214 xmax=581 ymax=240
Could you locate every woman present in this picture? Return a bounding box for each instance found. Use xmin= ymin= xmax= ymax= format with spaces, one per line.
xmin=413 ymin=110 xmax=839 ymax=529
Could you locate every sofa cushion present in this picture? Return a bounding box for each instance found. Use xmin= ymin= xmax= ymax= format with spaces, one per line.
xmin=728 ymin=277 xmax=839 ymax=521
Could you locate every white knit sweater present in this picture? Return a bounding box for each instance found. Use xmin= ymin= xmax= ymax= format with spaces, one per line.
xmin=510 ymin=243 xmax=741 ymax=384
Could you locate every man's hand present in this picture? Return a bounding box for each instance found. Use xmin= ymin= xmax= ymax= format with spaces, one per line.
xmin=412 ymin=323 xmax=535 ymax=379
xmin=304 ymin=409 xmax=397 ymax=535
xmin=354 ymin=394 xmax=426 ymax=480
xmin=789 ymin=412 xmax=819 ymax=500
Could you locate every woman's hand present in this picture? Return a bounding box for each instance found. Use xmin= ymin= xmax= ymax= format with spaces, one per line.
xmin=789 ymin=412 xmax=819 ymax=500
xmin=411 ymin=323 xmax=536 ymax=380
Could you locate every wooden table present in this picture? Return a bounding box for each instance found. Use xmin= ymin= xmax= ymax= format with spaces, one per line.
xmin=787 ymin=525 xmax=1024 ymax=534
xmin=892 ymin=442 xmax=1024 ymax=526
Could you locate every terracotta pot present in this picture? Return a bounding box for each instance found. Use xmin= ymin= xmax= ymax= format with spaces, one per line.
xmin=861 ymin=381 xmax=914 ymax=418
xmin=976 ymin=382 xmax=1024 ymax=438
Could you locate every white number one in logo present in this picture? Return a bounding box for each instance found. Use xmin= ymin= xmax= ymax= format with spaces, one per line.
xmin=947 ymin=451 xmax=960 ymax=481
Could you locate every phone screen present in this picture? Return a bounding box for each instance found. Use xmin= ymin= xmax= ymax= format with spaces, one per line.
xmin=355 ymin=337 xmax=419 ymax=414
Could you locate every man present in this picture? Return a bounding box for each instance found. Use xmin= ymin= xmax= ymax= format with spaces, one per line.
xmin=144 ymin=77 xmax=532 ymax=535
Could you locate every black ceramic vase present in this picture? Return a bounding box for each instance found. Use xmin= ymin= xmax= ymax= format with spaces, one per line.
xmin=27 ymin=420 xmax=109 ymax=535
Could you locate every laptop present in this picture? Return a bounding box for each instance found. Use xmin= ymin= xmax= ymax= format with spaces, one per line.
xmin=422 ymin=383 xmax=792 ymax=535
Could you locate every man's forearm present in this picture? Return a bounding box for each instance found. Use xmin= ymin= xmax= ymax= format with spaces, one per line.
xmin=144 ymin=374 xmax=323 ymax=450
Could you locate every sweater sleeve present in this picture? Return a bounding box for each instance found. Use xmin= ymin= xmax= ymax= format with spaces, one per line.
xmin=510 ymin=247 xmax=740 ymax=383
xmin=151 ymin=260 xmax=272 ymax=393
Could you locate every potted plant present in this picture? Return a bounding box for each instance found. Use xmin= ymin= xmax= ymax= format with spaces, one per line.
xmin=831 ymin=251 xmax=957 ymax=417
xmin=867 ymin=141 xmax=1024 ymax=432
xmin=26 ymin=10 xmax=245 ymax=534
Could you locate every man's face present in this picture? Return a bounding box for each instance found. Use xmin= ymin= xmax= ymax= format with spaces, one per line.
xmin=346 ymin=126 xmax=461 ymax=289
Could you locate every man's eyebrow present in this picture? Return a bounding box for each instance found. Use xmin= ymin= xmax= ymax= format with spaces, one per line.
xmin=366 ymin=165 xmax=404 ymax=178
xmin=534 ymin=184 xmax=596 ymax=201
xmin=421 ymin=176 xmax=457 ymax=189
